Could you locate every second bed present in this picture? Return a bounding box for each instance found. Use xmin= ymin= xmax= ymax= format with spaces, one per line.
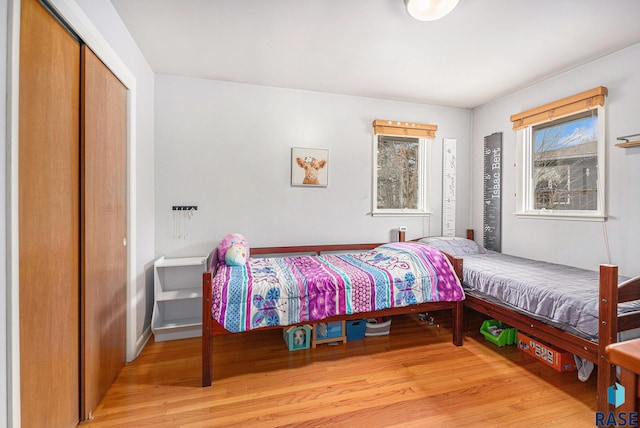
xmin=416 ymin=231 xmax=640 ymax=416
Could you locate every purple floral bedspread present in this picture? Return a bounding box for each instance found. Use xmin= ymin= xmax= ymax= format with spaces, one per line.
xmin=210 ymin=242 xmax=464 ymax=333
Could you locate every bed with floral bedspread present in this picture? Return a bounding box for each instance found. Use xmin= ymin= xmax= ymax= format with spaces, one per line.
xmin=202 ymin=241 xmax=465 ymax=386
xmin=210 ymin=242 xmax=464 ymax=333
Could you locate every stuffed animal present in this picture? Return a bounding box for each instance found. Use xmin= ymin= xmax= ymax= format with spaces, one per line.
xmin=213 ymin=233 xmax=250 ymax=267
xmin=225 ymin=242 xmax=248 ymax=266
xmin=293 ymin=328 xmax=306 ymax=346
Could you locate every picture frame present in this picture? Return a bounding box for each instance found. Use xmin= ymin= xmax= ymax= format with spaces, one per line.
xmin=291 ymin=147 xmax=329 ymax=187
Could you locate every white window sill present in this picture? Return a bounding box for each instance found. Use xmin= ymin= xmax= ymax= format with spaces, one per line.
xmin=515 ymin=211 xmax=606 ymax=222
xmin=371 ymin=211 xmax=432 ymax=217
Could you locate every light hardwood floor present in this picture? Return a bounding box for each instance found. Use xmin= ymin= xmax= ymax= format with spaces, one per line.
xmin=84 ymin=310 xmax=597 ymax=427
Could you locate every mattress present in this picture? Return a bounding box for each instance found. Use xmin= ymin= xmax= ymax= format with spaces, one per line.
xmin=418 ymin=237 xmax=637 ymax=341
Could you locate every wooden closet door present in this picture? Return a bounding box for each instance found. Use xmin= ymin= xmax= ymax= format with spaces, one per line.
xmin=19 ymin=0 xmax=81 ymax=426
xmin=80 ymin=45 xmax=128 ymax=419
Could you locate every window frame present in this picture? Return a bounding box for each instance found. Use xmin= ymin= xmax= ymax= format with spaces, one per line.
xmin=371 ymin=134 xmax=432 ymax=217
xmin=515 ymin=106 xmax=606 ymax=221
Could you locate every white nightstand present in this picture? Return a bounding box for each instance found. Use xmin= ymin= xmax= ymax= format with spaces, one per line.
xmin=151 ymin=255 xmax=208 ymax=341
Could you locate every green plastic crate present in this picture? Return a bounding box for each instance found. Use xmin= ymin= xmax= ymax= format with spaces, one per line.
xmin=480 ymin=319 xmax=518 ymax=347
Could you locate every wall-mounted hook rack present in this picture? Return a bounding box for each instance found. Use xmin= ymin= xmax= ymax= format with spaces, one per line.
xmin=615 ymin=133 xmax=640 ymax=148
xmin=172 ymin=206 xmax=198 ymax=239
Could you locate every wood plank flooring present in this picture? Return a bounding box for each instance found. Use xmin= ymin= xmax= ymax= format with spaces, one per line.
xmin=83 ymin=309 xmax=597 ymax=427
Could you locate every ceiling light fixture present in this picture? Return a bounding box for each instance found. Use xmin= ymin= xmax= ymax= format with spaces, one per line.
xmin=404 ymin=0 xmax=460 ymax=22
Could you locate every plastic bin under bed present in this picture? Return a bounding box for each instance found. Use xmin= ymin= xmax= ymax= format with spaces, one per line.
xmin=365 ymin=317 xmax=392 ymax=336
xmin=480 ymin=319 xmax=518 ymax=347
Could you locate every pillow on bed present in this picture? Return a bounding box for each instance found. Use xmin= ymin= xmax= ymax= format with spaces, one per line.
xmin=214 ymin=233 xmax=250 ymax=267
xmin=417 ymin=236 xmax=487 ymax=256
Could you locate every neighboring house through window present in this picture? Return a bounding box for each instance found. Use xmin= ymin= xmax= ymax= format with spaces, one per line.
xmin=532 ymin=112 xmax=599 ymax=211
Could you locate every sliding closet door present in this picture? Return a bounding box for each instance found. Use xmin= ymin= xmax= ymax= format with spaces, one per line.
xmin=80 ymin=45 xmax=127 ymax=419
xmin=19 ymin=0 xmax=81 ymax=426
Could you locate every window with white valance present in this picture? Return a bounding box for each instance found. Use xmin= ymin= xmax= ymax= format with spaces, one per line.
xmin=511 ymin=87 xmax=607 ymax=220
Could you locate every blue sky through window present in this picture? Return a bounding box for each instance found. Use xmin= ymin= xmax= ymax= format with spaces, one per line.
xmin=534 ymin=115 xmax=597 ymax=152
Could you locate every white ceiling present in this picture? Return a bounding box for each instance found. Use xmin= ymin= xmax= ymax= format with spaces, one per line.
xmin=110 ymin=0 xmax=640 ymax=109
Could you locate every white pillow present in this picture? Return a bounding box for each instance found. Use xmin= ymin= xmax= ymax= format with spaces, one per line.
xmin=417 ymin=236 xmax=487 ymax=256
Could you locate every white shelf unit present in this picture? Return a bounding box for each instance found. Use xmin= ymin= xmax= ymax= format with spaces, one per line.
xmin=152 ymin=255 xmax=208 ymax=341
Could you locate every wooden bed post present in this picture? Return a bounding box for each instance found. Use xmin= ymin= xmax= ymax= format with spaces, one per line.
xmin=452 ymin=300 xmax=463 ymax=346
xmin=443 ymin=254 xmax=464 ymax=346
xmin=202 ymin=271 xmax=213 ymax=387
xmin=597 ymin=264 xmax=618 ymax=416
xmin=453 ymin=256 xmax=464 ymax=346
xmin=452 ymin=256 xmax=463 ymax=283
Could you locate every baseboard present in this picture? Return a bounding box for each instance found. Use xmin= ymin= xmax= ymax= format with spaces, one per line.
xmin=132 ymin=325 xmax=152 ymax=361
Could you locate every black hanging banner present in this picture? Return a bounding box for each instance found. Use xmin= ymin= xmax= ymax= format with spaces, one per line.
xmin=483 ymin=132 xmax=502 ymax=252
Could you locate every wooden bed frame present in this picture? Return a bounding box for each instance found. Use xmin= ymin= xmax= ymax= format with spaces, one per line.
xmin=451 ymin=229 xmax=640 ymax=416
xmin=202 ymin=242 xmax=464 ymax=387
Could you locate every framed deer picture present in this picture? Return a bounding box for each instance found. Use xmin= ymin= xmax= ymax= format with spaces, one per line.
xmin=291 ymin=147 xmax=329 ymax=187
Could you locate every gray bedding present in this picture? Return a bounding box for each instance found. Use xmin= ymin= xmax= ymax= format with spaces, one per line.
xmin=417 ymin=237 xmax=637 ymax=341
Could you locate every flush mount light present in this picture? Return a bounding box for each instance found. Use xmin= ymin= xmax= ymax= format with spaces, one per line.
xmin=404 ymin=0 xmax=460 ymax=21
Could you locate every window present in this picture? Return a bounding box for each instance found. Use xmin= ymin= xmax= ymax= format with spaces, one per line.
xmin=512 ymin=87 xmax=607 ymax=220
xmin=371 ymin=120 xmax=435 ymax=216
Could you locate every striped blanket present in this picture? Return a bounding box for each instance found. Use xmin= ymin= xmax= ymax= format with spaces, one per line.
xmin=210 ymin=242 xmax=464 ymax=333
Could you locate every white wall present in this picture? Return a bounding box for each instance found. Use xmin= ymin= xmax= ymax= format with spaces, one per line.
xmin=155 ymin=75 xmax=473 ymax=257
xmin=472 ymin=42 xmax=640 ymax=278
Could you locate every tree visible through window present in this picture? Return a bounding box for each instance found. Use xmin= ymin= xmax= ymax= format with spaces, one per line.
xmin=371 ymin=119 xmax=434 ymax=216
xmin=376 ymin=136 xmax=420 ymax=210
xmin=372 ymin=135 xmax=430 ymax=215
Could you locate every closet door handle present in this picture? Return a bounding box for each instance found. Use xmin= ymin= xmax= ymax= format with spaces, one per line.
xmin=122 ymin=238 xmax=127 ymax=247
